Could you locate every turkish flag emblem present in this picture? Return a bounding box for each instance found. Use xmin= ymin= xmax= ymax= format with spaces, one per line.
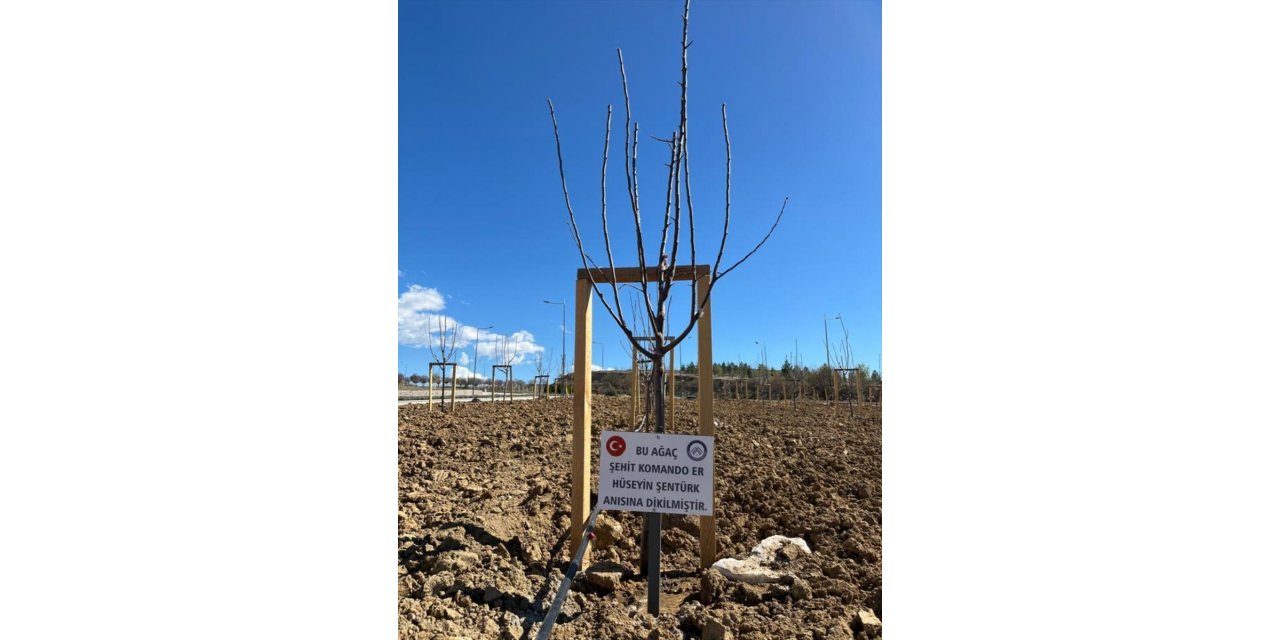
xmin=606 ymin=435 xmax=626 ymax=457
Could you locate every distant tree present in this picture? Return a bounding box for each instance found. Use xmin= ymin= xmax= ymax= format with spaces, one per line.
xmin=806 ymin=364 xmax=833 ymax=399
xmin=429 ymin=316 xmax=460 ymax=365
xmin=533 ymin=351 xmax=549 ymax=397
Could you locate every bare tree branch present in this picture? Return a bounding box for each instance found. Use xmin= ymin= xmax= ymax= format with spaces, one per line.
xmin=599 ymin=104 xmax=627 ymax=331
xmin=657 ymin=132 xmax=675 ymax=268
xmin=616 ymin=50 xmax=659 ymax=333
xmin=547 ymin=98 xmax=650 ymax=354
xmin=717 ymin=197 xmax=788 ymax=279
xmin=711 ymin=103 xmax=732 ymax=281
xmin=671 ymin=0 xmax=691 ymax=293
xmin=432 ymin=315 xmax=460 ymax=364
xmin=547 ymin=0 xmax=787 ymax=371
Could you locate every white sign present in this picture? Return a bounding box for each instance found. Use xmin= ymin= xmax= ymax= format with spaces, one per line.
xmin=597 ymin=431 xmax=715 ymax=516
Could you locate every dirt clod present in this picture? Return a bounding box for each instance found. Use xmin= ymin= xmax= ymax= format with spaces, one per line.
xmin=703 ymin=617 xmax=731 ymax=640
xmin=790 ymin=577 xmax=813 ymax=601
xmin=700 ymin=569 xmax=727 ymax=604
xmin=594 ymin=513 xmax=625 ymax=549
xmin=855 ymin=608 xmax=882 ymax=637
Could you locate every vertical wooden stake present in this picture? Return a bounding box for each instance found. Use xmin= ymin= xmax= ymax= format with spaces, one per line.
xmin=571 ymin=277 xmax=593 ymax=560
xmin=696 ymin=274 xmax=716 ymax=569
xmin=427 ymin=368 xmax=434 ymax=411
xmin=449 ymin=366 xmax=457 ymax=410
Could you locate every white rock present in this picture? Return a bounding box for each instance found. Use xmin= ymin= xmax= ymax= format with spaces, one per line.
xmin=710 ymin=557 xmax=785 ymax=584
xmin=710 ymin=535 xmax=812 ymax=584
xmin=750 ymin=535 xmax=811 ymax=559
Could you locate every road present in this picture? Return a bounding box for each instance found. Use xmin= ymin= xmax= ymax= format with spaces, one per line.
xmin=397 ymin=393 xmax=563 ymax=406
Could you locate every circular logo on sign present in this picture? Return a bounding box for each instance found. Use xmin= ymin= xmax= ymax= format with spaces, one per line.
xmin=606 ymin=435 xmax=627 ymax=457
xmin=686 ymin=440 xmax=707 ymax=462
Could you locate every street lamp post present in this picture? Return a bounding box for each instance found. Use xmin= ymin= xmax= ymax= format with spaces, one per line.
xmin=543 ymin=299 xmax=566 ymax=397
xmin=834 ymin=314 xmax=849 ymax=365
xmin=755 ymin=340 xmax=768 ymax=400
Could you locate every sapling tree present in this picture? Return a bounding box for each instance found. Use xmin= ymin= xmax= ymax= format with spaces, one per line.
xmin=831 ymin=314 xmax=864 ymax=408
xmin=495 ymin=335 xmax=516 ymax=398
xmin=785 ymin=340 xmax=804 ymax=407
xmin=429 ymin=316 xmax=460 ymax=408
xmin=546 ymin=0 xmax=787 ymax=437
xmin=430 ymin=315 xmax=460 ymax=365
xmin=547 ymin=1 xmax=789 ymax=614
xmin=533 ymin=350 xmax=547 ymax=377
xmin=533 ymin=350 xmax=549 ymax=397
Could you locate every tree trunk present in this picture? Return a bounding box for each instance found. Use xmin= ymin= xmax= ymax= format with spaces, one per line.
xmin=645 ymin=353 xmax=665 ymax=615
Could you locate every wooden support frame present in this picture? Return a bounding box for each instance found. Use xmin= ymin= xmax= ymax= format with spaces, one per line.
xmin=695 ymin=273 xmax=715 ymax=567
xmin=570 ymin=266 xmax=717 ymax=569
xmin=833 ymin=367 xmax=859 ymax=410
xmin=426 ymin=362 xmax=458 ymax=411
xmin=533 ymin=374 xmax=551 ymax=400
xmin=491 ymin=364 xmax=513 ymax=403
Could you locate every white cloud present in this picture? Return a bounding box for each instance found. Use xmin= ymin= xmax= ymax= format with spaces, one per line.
xmin=421 ymin=364 xmax=484 ymax=380
xmin=457 ymin=325 xmax=498 ymax=342
xmin=398 ymin=284 xmax=544 ymax=367
xmin=472 ymin=329 xmax=543 ymax=366
xmin=399 ymin=285 xmax=444 ymax=314
xmin=398 ymin=285 xmax=459 ymax=351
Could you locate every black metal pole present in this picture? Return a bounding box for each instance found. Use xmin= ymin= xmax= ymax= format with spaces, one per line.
xmin=647 ymin=510 xmax=660 ymax=614
xmin=647 ymin=359 xmax=665 ymax=615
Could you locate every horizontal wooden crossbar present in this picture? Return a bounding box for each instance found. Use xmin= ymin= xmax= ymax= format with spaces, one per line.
xmin=576 ymin=264 xmax=710 ymax=283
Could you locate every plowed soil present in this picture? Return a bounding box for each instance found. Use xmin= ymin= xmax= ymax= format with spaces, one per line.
xmin=399 ymin=397 xmax=881 ymax=639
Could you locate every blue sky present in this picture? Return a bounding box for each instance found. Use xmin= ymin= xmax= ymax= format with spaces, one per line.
xmin=399 ymin=0 xmax=880 ymax=381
